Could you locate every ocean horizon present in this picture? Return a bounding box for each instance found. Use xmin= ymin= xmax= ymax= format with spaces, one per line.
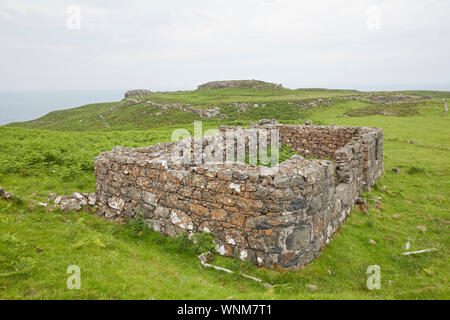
xmin=0 ymin=90 xmax=124 ymax=126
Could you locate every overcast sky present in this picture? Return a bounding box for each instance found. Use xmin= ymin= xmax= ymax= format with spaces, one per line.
xmin=1 ymin=0 xmax=449 ymax=92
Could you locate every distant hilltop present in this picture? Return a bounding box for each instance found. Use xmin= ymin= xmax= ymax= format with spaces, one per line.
xmin=123 ymin=81 xmax=282 ymax=97
xmin=124 ymin=89 xmax=152 ymax=98
xmin=197 ymin=80 xmax=282 ymax=90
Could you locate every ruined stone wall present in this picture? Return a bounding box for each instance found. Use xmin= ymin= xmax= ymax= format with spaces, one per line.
xmin=94 ymin=124 xmax=383 ymax=268
xmin=276 ymin=125 xmax=358 ymax=159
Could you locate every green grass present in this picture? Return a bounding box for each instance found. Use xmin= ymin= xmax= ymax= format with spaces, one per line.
xmin=5 ymin=87 xmax=361 ymax=131
xmin=0 ymin=87 xmax=449 ymax=300
xmin=343 ymin=101 xmax=421 ymax=117
xmin=7 ymin=88 xmax=447 ymax=132
xmin=382 ymin=90 xmax=450 ymax=99
xmin=230 ymin=145 xmax=299 ymax=167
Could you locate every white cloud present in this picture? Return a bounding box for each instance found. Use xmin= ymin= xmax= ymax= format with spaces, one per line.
xmin=0 ymin=0 xmax=449 ymax=91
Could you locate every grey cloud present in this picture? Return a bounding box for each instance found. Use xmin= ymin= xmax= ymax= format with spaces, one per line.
xmin=0 ymin=0 xmax=448 ymax=91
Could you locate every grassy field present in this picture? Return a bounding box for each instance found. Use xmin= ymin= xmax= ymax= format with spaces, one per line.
xmin=0 ymin=87 xmax=449 ymax=299
xmin=2 ymin=87 xmax=387 ymax=131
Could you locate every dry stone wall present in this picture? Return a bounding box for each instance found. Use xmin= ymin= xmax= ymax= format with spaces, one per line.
xmin=94 ymin=123 xmax=383 ymax=268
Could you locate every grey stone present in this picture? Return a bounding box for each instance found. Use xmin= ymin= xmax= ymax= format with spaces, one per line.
xmin=288 ymin=198 xmax=306 ymax=211
xmin=104 ymin=209 xmax=119 ymax=219
xmin=286 ymin=225 xmax=311 ymax=251
xmin=143 ymin=192 xmax=158 ymax=206
xmin=73 ymin=192 xmax=87 ymax=206
xmin=48 ymin=193 xmax=57 ymax=202
xmin=60 ymin=198 xmax=82 ymax=212
xmin=254 ymin=185 xmax=268 ymax=199
xmin=126 ymin=98 xmax=140 ymax=105
xmin=54 ymin=196 xmax=63 ymax=205
xmin=257 ymin=119 xmax=279 ymax=126
xmin=0 ymin=186 xmax=13 ymax=200
xmin=155 ymin=206 xmax=170 ymax=217
xmin=108 ymin=197 xmax=125 ymax=211
xmin=88 ymin=193 xmax=97 ymax=206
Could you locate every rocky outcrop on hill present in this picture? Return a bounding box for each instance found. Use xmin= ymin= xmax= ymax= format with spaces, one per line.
xmin=145 ymin=101 xmax=222 ymax=119
xmin=288 ymin=98 xmax=334 ymax=109
xmin=250 ymin=119 xmax=279 ymax=127
xmin=342 ymin=95 xmax=432 ymax=104
xmin=191 ymin=107 xmax=221 ymax=118
xmin=124 ymin=89 xmax=152 ymax=98
xmin=198 ymin=80 xmax=282 ymax=90
xmin=126 ymin=98 xmax=142 ymax=105
xmin=230 ymin=102 xmax=267 ymax=112
xmin=146 ymin=101 xmax=189 ymax=111
xmin=367 ymin=95 xmax=431 ymax=103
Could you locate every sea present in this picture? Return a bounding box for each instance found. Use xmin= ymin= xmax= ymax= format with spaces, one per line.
xmin=0 ymin=90 xmax=124 ymax=126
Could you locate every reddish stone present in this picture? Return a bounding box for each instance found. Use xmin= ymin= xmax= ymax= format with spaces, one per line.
xmin=231 ymin=213 xmax=246 ymax=228
xmin=211 ymin=208 xmax=228 ymax=221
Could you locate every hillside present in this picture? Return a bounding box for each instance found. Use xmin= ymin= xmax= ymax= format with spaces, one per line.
xmin=0 ymin=82 xmax=449 ymax=300
xmin=6 ymin=84 xmax=450 ymax=132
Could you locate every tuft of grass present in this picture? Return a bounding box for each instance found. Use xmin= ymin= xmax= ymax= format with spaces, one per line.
xmin=0 ymin=232 xmax=37 ymax=277
xmin=192 ymin=232 xmax=216 ymax=254
xmin=127 ymin=212 xmax=151 ymax=238
xmin=407 ymin=166 xmax=427 ymax=175
xmin=127 ymin=214 xmax=216 ymax=256
xmin=239 ymin=144 xmax=298 ymax=167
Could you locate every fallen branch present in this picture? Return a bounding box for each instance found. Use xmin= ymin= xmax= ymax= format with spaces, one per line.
xmin=198 ymin=253 xmax=273 ymax=288
xmin=402 ymin=248 xmax=437 ymax=256
xmin=241 ymin=273 xmax=264 ymax=283
xmin=201 ymin=262 xmax=233 ymax=274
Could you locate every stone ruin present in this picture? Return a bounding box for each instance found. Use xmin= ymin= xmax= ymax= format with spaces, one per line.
xmin=94 ymin=122 xmax=383 ymax=268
